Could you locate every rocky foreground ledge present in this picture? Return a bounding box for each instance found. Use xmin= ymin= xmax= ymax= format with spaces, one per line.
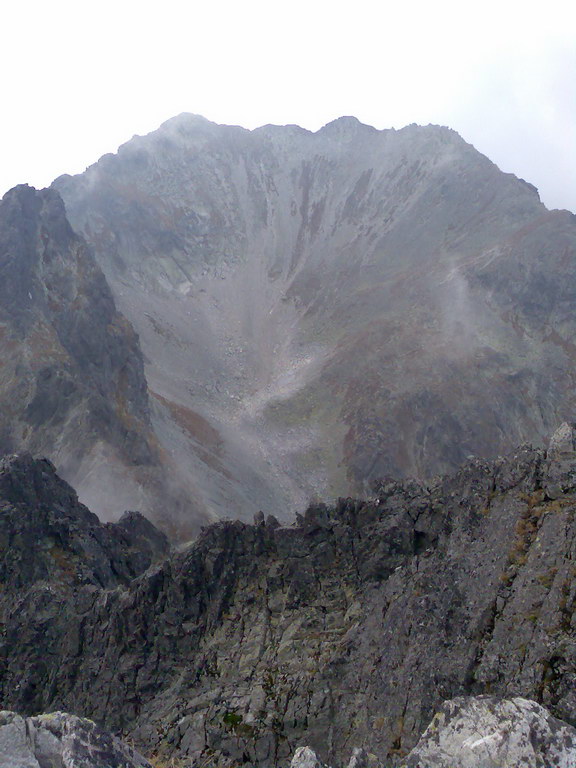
xmin=0 ymin=710 xmax=152 ymax=768
xmin=2 ymin=695 xmax=576 ymax=767
xmin=1 ymin=426 xmax=576 ymax=765
xmin=291 ymin=695 xmax=576 ymax=768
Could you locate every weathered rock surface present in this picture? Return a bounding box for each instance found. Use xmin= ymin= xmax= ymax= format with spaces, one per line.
xmin=53 ymin=114 xmax=576 ymax=523
xmin=289 ymin=695 xmax=576 ymax=768
xmin=0 ymin=453 xmax=169 ymax=591
xmin=346 ymin=747 xmax=381 ymax=768
xmin=402 ymin=695 xmax=576 ymax=768
xmin=0 ymin=710 xmax=152 ymax=768
xmin=291 ymin=746 xmax=326 ymax=768
xmin=543 ymin=421 xmax=576 ymax=501
xmin=1 ymin=426 xmax=576 ymax=766
xmin=0 ymin=184 xmax=210 ymax=531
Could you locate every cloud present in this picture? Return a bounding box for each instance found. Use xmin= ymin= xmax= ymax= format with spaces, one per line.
xmin=1 ymin=0 xmax=574 ymax=211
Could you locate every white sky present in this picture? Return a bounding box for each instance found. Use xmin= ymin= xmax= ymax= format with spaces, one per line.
xmin=1 ymin=0 xmax=574 ymax=211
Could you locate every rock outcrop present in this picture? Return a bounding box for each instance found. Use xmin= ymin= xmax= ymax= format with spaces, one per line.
xmin=0 ymin=710 xmax=152 ymax=768
xmin=0 ymin=184 xmax=210 ymax=532
xmin=290 ymin=745 xmax=382 ymax=768
xmin=289 ymin=696 xmax=576 ymax=768
xmin=0 ymin=453 xmax=169 ymax=591
xmin=53 ymin=114 xmax=576 ymax=522
xmin=1 ymin=427 xmax=576 ymax=765
xmin=402 ymin=695 xmax=576 ymax=768
xmin=290 ymin=746 xmax=327 ymax=768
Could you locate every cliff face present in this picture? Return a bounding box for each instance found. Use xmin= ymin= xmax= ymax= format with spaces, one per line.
xmin=53 ymin=115 xmax=576 ymax=521
xmin=0 ymin=185 xmax=209 ymax=530
xmin=2 ymin=428 xmax=576 ymax=766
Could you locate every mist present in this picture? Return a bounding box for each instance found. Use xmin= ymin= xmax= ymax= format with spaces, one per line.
xmin=1 ymin=0 xmax=574 ymax=212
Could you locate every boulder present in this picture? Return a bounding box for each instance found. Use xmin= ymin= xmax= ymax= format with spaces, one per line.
xmin=291 ymin=746 xmax=327 ymax=768
xmin=0 ymin=710 xmax=152 ymax=768
xmin=402 ymin=695 xmax=576 ymax=768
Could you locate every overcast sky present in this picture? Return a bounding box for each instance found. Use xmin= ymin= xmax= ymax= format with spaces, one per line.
xmin=1 ymin=0 xmax=574 ymax=211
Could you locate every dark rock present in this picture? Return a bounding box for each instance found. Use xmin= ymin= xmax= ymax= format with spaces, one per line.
xmin=114 ymin=510 xmax=170 ymax=572
xmin=0 ymin=454 xmax=168 ymax=590
xmin=1 ymin=440 xmax=576 ymax=766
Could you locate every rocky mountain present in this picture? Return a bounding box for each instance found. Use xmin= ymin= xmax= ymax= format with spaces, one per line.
xmin=2 ymin=426 xmax=576 ymax=766
xmin=52 ymin=114 xmax=576 ymax=524
xmin=4 ymin=115 xmax=576 ymax=768
xmin=0 ymin=184 xmax=210 ymax=532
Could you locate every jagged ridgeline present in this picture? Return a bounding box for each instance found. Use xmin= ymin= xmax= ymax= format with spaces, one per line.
xmin=1 ymin=426 xmax=576 ymax=765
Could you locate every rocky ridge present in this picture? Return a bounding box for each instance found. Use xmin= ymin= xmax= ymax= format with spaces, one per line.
xmin=0 ymin=184 xmax=210 ymax=532
xmin=2 ymin=425 xmax=576 ymax=765
xmin=0 ymin=452 xmax=169 ymax=592
xmin=53 ymin=115 xmax=576 ymax=524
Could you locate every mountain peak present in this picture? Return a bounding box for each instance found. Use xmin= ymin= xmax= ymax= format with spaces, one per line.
xmin=318 ymin=115 xmax=377 ymax=135
xmin=51 ymin=109 xmax=567 ymax=525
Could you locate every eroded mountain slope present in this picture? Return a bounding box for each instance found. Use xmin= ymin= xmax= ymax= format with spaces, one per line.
xmin=54 ymin=115 xmax=576 ymax=520
xmin=0 ymin=185 xmax=209 ymax=530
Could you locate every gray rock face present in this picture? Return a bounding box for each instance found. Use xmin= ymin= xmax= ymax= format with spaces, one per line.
xmin=0 ymin=453 xmax=169 ymax=591
xmin=288 ymin=696 xmax=576 ymax=768
xmin=2 ymin=438 xmax=576 ymax=766
xmin=53 ymin=115 xmax=576 ymax=523
xmin=289 ymin=746 xmax=382 ymax=768
xmin=291 ymin=746 xmax=326 ymax=768
xmin=402 ymin=696 xmax=576 ymax=768
xmin=0 ymin=710 xmax=152 ymax=768
xmin=346 ymin=747 xmax=381 ymax=768
xmin=548 ymin=422 xmax=576 ymax=454
xmin=0 ymin=184 xmax=210 ymax=532
xmin=544 ymin=422 xmax=576 ymax=500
